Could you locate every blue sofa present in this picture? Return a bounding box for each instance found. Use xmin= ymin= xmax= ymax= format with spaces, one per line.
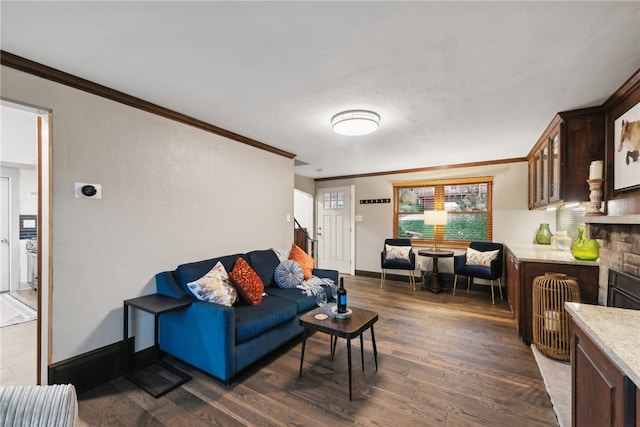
xmin=155 ymin=248 xmax=338 ymax=383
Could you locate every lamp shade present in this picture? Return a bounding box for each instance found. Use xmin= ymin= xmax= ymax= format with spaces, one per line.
xmin=424 ymin=210 xmax=448 ymax=225
xmin=331 ymin=110 xmax=380 ymax=136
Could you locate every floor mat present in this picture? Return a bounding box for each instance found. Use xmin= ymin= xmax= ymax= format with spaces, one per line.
xmin=532 ymin=344 xmax=571 ymax=427
xmin=0 ymin=292 xmax=37 ymax=328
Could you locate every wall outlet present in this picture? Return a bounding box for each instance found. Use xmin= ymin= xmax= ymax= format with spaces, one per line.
xmin=417 ymin=261 xmax=423 ymax=270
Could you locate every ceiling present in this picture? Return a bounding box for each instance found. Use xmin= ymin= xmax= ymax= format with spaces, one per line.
xmin=2 ymin=2 xmax=640 ymax=179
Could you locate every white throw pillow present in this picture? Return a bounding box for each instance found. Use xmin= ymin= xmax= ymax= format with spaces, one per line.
xmin=186 ymin=261 xmax=238 ymax=306
xmin=465 ymin=247 xmax=500 ymax=267
xmin=385 ymin=244 xmax=411 ymax=260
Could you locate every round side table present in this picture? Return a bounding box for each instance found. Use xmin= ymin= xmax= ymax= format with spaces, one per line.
xmin=417 ymin=249 xmax=454 ymax=293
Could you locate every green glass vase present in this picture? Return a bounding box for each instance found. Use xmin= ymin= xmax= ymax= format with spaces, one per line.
xmin=570 ymin=225 xmax=599 ymax=261
xmin=535 ymin=223 xmax=552 ymax=245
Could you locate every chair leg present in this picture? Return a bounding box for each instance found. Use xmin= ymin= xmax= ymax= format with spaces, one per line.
xmin=490 ymin=280 xmax=495 ymax=305
xmin=410 ymin=271 xmax=416 ymax=291
xmin=497 ymin=278 xmax=503 ymax=299
xmin=453 ymin=274 xmax=458 ymax=295
xmin=381 ymin=269 xmax=386 ymax=288
xmin=466 ymin=277 xmax=471 ymax=292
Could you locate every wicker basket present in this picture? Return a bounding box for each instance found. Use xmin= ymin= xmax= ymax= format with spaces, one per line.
xmin=532 ymin=272 xmax=581 ymax=361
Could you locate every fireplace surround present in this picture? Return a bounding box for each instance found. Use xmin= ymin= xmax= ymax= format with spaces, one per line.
xmin=587 ymin=219 xmax=640 ymax=305
xmin=607 ymin=268 xmax=640 ymax=310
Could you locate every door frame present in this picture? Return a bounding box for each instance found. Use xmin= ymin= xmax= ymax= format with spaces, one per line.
xmin=315 ymin=184 xmax=355 ymax=275
xmin=2 ymin=99 xmax=52 ymax=385
xmin=0 ymin=169 xmax=20 ymax=292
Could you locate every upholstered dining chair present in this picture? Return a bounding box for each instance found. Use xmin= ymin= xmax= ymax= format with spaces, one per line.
xmin=381 ymin=238 xmax=416 ymax=290
xmin=453 ymin=242 xmax=504 ymax=304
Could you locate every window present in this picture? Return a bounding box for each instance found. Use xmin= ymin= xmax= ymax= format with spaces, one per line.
xmin=393 ymin=177 xmax=493 ymax=246
xmin=323 ymin=192 xmax=344 ymax=209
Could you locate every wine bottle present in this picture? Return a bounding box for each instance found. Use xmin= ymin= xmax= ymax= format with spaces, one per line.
xmin=337 ymin=277 xmax=347 ymax=313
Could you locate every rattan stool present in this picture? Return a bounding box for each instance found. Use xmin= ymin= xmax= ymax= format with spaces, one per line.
xmin=532 ymin=272 xmax=580 ymax=361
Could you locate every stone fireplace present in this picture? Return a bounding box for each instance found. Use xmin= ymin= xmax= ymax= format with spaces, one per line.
xmin=587 ymin=218 xmax=640 ymax=305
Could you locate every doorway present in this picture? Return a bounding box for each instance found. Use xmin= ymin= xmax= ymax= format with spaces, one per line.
xmin=315 ymin=185 xmax=355 ymax=274
xmin=1 ymin=100 xmax=51 ymax=385
xmin=1 ymin=176 xmax=10 ymax=292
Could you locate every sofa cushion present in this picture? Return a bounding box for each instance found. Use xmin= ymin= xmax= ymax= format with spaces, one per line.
xmin=229 ymin=257 xmax=264 ymax=306
xmin=289 ymin=243 xmax=315 ymax=280
xmin=186 ymin=261 xmax=238 ymax=306
xmin=266 ymin=287 xmax=319 ymax=314
xmin=247 ymin=249 xmax=280 ymax=288
xmin=234 ymin=295 xmax=297 ymax=343
xmin=274 ymin=260 xmax=304 ymax=288
xmin=176 ymin=254 xmax=245 ymax=295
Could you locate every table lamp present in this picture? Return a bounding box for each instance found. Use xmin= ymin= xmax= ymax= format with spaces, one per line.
xmin=424 ymin=210 xmax=448 ymax=250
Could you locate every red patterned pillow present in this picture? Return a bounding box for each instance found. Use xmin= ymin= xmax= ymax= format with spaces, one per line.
xmin=229 ymin=257 xmax=264 ymax=306
xmin=289 ymin=243 xmax=315 ymax=280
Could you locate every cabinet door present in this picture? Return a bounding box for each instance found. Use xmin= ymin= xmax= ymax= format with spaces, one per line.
xmin=535 ymin=144 xmax=549 ymax=206
xmin=528 ymin=158 xmax=536 ymax=209
xmin=572 ymin=325 xmax=636 ymax=427
xmin=549 ymin=132 xmax=562 ymax=203
xmin=506 ymin=250 xmax=521 ymax=336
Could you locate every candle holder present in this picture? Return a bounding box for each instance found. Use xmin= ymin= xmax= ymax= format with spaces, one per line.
xmin=585 ymin=178 xmax=604 ymax=216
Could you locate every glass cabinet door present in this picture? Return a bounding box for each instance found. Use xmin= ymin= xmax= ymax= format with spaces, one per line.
xmin=548 ymin=133 xmax=561 ymax=203
xmin=536 ymin=144 xmax=549 ymax=205
xmin=528 ymin=158 xmax=536 ymax=208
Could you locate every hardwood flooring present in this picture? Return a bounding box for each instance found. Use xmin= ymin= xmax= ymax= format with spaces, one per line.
xmin=0 ymin=319 xmax=37 ymax=386
xmin=78 ymin=275 xmax=558 ymax=426
xmin=0 ymin=287 xmax=38 ymax=386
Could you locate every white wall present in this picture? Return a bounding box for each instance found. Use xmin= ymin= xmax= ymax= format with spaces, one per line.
xmin=317 ymin=161 xmax=555 ymax=275
xmin=1 ymin=104 xmax=39 ymax=287
xmin=1 ymin=66 xmax=295 ymax=362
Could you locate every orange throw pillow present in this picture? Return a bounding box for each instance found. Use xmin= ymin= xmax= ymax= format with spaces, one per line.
xmin=289 ymin=243 xmax=315 ymax=280
xmin=229 ymin=257 xmax=264 ymax=306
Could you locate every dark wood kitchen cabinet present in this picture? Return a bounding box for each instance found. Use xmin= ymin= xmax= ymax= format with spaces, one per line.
xmin=528 ymin=108 xmax=604 ymax=209
xmin=571 ymin=321 xmax=637 ymax=427
xmin=504 ymin=246 xmax=598 ymax=345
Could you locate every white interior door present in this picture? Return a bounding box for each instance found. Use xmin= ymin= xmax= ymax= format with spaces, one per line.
xmin=1 ymin=176 xmax=10 ymax=292
xmin=316 ymin=186 xmax=352 ymax=274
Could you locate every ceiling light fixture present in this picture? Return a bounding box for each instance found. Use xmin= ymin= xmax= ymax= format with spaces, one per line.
xmin=331 ymin=110 xmax=380 ymax=136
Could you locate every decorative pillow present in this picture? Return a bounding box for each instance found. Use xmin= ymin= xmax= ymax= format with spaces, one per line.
xmin=186 ymin=261 xmax=238 ymax=306
xmin=466 ymin=247 xmax=500 ymax=267
xmin=289 ymin=243 xmax=315 ymax=280
xmin=275 ymin=260 xmax=304 ymax=288
xmin=229 ymin=257 xmax=264 ymax=306
xmin=385 ymin=244 xmax=411 ymax=260
xmin=272 ymin=247 xmax=291 ymax=263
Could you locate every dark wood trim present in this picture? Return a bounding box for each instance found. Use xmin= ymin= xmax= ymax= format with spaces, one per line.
xmin=48 ymin=338 xmax=155 ymax=393
xmin=0 ymin=50 xmax=295 ymax=160
xmin=602 ymin=67 xmax=640 ymax=111
xmin=316 ymin=157 xmax=527 ymax=182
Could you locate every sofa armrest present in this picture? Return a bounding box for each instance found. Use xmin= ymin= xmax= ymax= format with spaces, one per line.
xmin=159 ymin=300 xmax=236 ymax=382
xmin=155 ymin=271 xmax=188 ymax=299
xmin=312 ymin=268 xmax=339 ymax=285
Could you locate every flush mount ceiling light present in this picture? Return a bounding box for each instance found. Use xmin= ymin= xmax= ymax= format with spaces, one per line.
xmin=331 ymin=110 xmax=380 ymax=136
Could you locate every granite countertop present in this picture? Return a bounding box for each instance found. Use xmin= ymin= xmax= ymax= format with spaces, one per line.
xmin=565 ymin=302 xmax=640 ymax=387
xmin=505 ymin=243 xmax=599 ymax=266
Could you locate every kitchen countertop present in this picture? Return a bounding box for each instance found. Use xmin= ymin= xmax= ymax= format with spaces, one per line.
xmin=565 ymin=302 xmax=640 ymax=387
xmin=505 ymin=243 xmax=599 ymax=266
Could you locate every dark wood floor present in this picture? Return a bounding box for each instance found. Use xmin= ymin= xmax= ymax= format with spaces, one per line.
xmin=78 ymin=275 xmax=558 ymax=426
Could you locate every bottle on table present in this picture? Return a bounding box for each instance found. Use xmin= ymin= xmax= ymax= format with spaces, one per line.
xmin=337 ymin=277 xmax=347 ymax=313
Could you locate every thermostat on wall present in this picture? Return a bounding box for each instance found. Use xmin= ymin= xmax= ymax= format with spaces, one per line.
xmin=75 ymin=182 xmax=102 ymax=199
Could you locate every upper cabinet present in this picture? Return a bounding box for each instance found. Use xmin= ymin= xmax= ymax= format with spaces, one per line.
xmin=528 ymin=108 xmax=605 ymax=209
